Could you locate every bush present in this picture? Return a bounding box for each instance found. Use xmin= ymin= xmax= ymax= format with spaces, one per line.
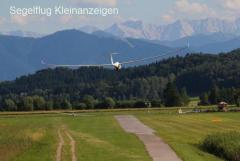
xmin=151 ymin=100 xmax=162 ymax=107
xmin=32 ymin=96 xmax=45 ymax=110
xmin=103 ymin=97 xmax=115 ymax=109
xmin=45 ymin=100 xmax=53 ymax=110
xmin=236 ymin=98 xmax=240 ymax=107
xmin=83 ymin=95 xmax=95 ymax=109
xmin=116 ymin=100 xmax=136 ymax=108
xmin=4 ymin=99 xmax=17 ymax=111
xmin=78 ymin=103 xmax=87 ymax=109
xmin=61 ymin=99 xmax=72 ymax=109
xmin=72 ymin=102 xmax=87 ymax=110
xmin=201 ymin=132 xmax=240 ymax=161
xmin=22 ymin=96 xmax=34 ymax=111
xmin=134 ymin=101 xmax=148 ymax=108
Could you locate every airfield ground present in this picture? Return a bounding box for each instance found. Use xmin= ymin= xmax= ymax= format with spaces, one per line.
xmin=0 ymin=108 xmax=239 ymax=161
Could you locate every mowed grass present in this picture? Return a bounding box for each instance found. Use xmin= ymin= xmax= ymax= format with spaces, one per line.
xmin=137 ymin=112 xmax=240 ymax=161
xmin=0 ymin=110 xmax=240 ymax=161
xmin=0 ymin=115 xmax=59 ymax=161
xmin=0 ymin=113 xmax=151 ymax=161
xmin=62 ymin=115 xmax=151 ymax=161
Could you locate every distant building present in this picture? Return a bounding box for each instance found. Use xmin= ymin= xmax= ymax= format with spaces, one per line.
xmin=218 ymin=102 xmax=228 ymax=112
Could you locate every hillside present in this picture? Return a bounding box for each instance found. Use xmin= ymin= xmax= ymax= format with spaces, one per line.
xmin=196 ymin=37 xmax=240 ymax=53
xmin=0 ymin=30 xmax=174 ymax=80
xmin=159 ymin=32 xmax=236 ymax=48
xmin=1 ymin=49 xmax=240 ymax=103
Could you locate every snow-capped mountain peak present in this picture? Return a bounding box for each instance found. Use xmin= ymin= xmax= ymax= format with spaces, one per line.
xmin=3 ymin=18 xmax=240 ymax=41
xmin=105 ymin=20 xmax=147 ymax=39
xmin=105 ymin=18 xmax=240 ymax=41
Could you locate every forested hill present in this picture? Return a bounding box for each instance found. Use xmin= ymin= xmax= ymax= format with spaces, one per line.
xmin=0 ymin=29 xmax=173 ymax=80
xmin=0 ymin=49 xmax=240 ymax=104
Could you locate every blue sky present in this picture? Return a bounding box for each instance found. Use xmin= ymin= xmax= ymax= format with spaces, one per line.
xmin=0 ymin=0 xmax=240 ymax=33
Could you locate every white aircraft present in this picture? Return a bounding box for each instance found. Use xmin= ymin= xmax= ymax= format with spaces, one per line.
xmin=41 ymin=47 xmax=188 ymax=71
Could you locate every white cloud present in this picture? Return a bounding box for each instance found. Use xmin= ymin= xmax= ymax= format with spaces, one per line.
xmin=123 ymin=0 xmax=134 ymax=5
xmin=162 ymin=14 xmax=175 ymax=23
xmin=59 ymin=15 xmax=73 ymax=24
xmin=58 ymin=15 xmax=90 ymax=25
xmin=69 ymin=0 xmax=117 ymax=7
xmin=174 ymin=0 xmax=215 ymax=15
xmin=10 ymin=15 xmax=46 ymax=26
xmin=175 ymin=0 xmax=212 ymax=14
xmin=57 ymin=14 xmax=123 ymax=28
xmin=162 ymin=0 xmax=216 ymax=23
xmin=201 ymin=0 xmax=239 ymax=20
xmin=68 ymin=0 xmax=134 ymax=7
xmin=0 ymin=16 xmax=6 ymax=24
xmin=11 ymin=15 xmax=28 ymax=25
xmin=221 ymin=0 xmax=240 ymax=10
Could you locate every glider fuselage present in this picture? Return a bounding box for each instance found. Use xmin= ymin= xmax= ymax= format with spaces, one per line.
xmin=113 ymin=62 xmax=121 ymax=71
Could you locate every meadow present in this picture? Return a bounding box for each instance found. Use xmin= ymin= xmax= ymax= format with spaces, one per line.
xmin=137 ymin=111 xmax=240 ymax=161
xmin=0 ymin=109 xmax=239 ymax=161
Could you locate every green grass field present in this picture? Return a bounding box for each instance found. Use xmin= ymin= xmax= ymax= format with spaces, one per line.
xmin=137 ymin=112 xmax=240 ymax=161
xmin=0 ymin=109 xmax=239 ymax=161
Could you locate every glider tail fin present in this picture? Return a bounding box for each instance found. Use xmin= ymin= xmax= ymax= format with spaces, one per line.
xmin=110 ymin=54 xmax=114 ymax=65
xmin=110 ymin=53 xmax=120 ymax=65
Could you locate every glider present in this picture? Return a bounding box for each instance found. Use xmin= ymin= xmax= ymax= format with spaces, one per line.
xmin=41 ymin=46 xmax=188 ymax=71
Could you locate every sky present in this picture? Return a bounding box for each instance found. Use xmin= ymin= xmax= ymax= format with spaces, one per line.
xmin=0 ymin=0 xmax=240 ymax=34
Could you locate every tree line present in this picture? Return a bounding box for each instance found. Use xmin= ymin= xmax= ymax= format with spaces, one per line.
xmin=0 ymin=82 xmax=189 ymax=111
xmin=0 ymin=49 xmax=240 ymax=111
xmin=199 ymin=86 xmax=240 ymax=106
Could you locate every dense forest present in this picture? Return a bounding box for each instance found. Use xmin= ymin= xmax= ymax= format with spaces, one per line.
xmin=0 ymin=49 xmax=240 ymax=111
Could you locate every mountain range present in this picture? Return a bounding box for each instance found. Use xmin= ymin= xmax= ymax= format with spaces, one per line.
xmin=81 ymin=18 xmax=240 ymax=53
xmin=0 ymin=30 xmax=177 ymax=81
xmin=102 ymin=18 xmax=240 ymax=41
xmin=1 ymin=18 xmax=240 ymax=80
xmin=4 ymin=18 xmax=240 ymax=41
xmin=3 ymin=18 xmax=240 ymax=42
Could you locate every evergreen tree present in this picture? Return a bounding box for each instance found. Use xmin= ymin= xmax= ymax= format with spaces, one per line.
xmin=180 ymin=87 xmax=190 ymax=106
xmin=1 ymin=50 xmax=240 ymax=110
xmin=0 ymin=97 xmax=3 ymax=111
xmin=163 ymin=82 xmax=182 ymax=107
xmin=235 ymin=91 xmax=240 ymax=107
xmin=199 ymin=93 xmax=209 ymax=105
xmin=236 ymin=98 xmax=240 ymax=107
xmin=53 ymin=98 xmax=62 ymax=109
xmin=208 ymin=86 xmax=220 ymax=104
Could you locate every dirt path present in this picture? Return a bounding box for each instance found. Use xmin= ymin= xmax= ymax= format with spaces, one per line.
xmin=56 ymin=129 xmax=64 ymax=161
xmin=65 ymin=130 xmax=77 ymax=161
xmin=56 ymin=128 xmax=77 ymax=161
xmin=115 ymin=115 xmax=182 ymax=161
